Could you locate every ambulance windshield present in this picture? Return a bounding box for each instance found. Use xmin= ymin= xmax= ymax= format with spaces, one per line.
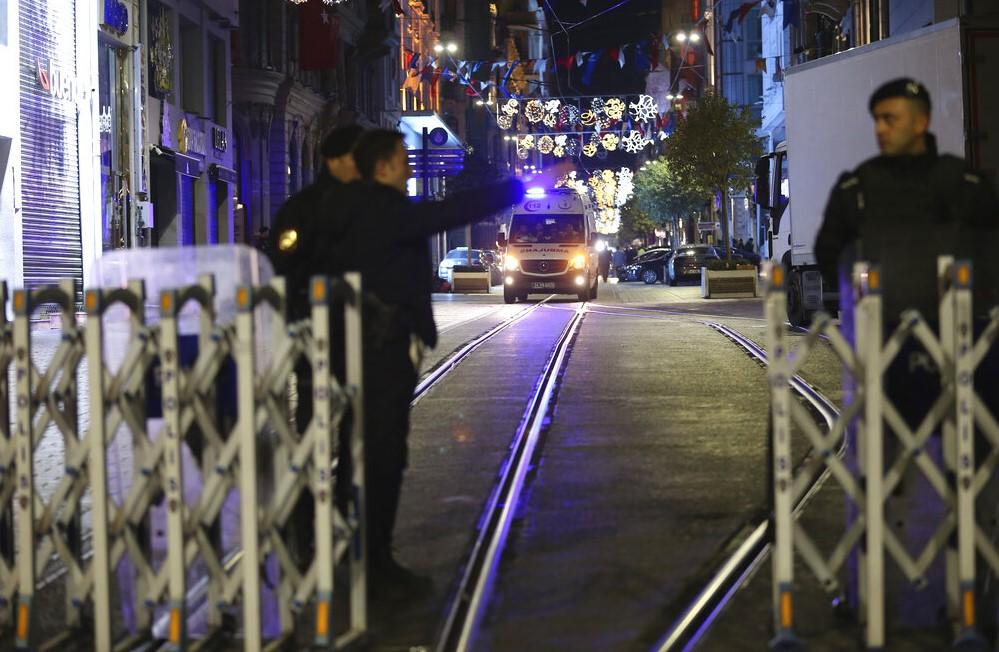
xmin=508 ymin=214 xmax=584 ymax=244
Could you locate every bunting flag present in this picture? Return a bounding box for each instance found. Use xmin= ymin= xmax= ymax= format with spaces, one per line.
xmin=580 ymin=53 xmax=600 ymax=86
xmin=761 ymin=0 xmax=777 ymax=19
xmin=402 ymin=69 xmax=421 ymax=92
xmin=755 ymin=58 xmax=767 ymax=72
xmin=558 ymin=54 xmax=575 ymax=70
xmin=408 ymin=52 xmax=420 ymax=69
xmin=618 ymin=47 xmax=626 ymax=69
xmin=703 ymin=32 xmax=714 ymax=57
xmin=724 ymin=2 xmax=757 ymax=33
xmin=430 ymin=69 xmax=442 ymax=91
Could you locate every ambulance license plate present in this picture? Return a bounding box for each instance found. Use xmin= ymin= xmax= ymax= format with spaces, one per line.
xmin=531 ymin=281 xmax=556 ymax=290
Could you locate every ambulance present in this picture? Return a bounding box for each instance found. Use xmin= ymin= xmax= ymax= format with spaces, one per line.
xmin=497 ymin=187 xmax=599 ymax=303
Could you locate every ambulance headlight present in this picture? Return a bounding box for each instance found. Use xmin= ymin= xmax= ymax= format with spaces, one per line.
xmin=570 ymin=254 xmax=586 ymax=270
xmin=504 ymin=255 xmax=520 ymax=271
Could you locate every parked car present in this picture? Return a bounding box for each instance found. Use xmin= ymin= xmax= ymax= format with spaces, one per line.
xmin=617 ymin=247 xmax=672 ymax=284
xmin=667 ymin=245 xmax=722 ymax=285
xmin=438 ymin=247 xmax=487 ymax=282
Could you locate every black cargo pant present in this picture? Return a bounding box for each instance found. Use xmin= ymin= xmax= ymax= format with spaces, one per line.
xmin=335 ymin=321 xmax=418 ymax=565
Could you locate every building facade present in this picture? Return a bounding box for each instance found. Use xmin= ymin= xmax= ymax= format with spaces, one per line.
xmin=231 ymin=0 xmax=401 ymax=241
xmin=144 ymin=0 xmax=237 ymax=248
xmin=0 ymin=0 xmax=149 ymax=303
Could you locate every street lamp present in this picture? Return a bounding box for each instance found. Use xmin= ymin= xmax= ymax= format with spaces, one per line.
xmin=446 ymin=42 xmax=458 ymax=54
xmin=672 ymin=30 xmax=701 ymax=45
xmin=434 ymin=43 xmax=444 ymax=53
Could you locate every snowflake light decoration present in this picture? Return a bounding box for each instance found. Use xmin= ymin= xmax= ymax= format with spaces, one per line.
xmin=580 ymin=110 xmax=596 ymax=126
xmin=590 ymin=97 xmax=606 ymax=114
xmin=497 ymin=114 xmax=513 ymax=130
xmin=544 ymin=99 xmax=561 ymax=115
xmin=502 ymin=99 xmax=520 ymax=116
xmin=601 ymin=133 xmax=619 ymax=151
xmin=525 ymin=100 xmax=545 ymax=123
xmin=615 ymin=167 xmax=635 ymax=206
xmin=564 ymin=136 xmax=580 ymax=157
xmin=543 ymin=112 xmax=558 ymax=128
xmin=621 ymin=130 xmax=650 ymax=153
xmin=537 ymin=135 xmax=555 ymax=154
xmin=629 ymin=94 xmax=659 ymax=122
xmin=517 ymin=147 xmax=530 ymax=160
xmin=518 ymin=135 xmax=535 ymax=150
xmin=558 ymin=104 xmax=581 ymax=126
xmin=553 ymin=145 xmax=565 ymax=158
xmin=598 ymin=114 xmax=613 ymax=129
xmin=582 ymin=137 xmax=598 ymax=157
xmin=604 ymin=98 xmax=626 ymax=120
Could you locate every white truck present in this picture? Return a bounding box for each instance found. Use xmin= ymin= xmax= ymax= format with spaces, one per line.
xmin=756 ymin=17 xmax=998 ymax=325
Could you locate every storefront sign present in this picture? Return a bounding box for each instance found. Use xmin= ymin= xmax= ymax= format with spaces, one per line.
xmin=103 ymin=0 xmax=129 ymax=35
xmin=99 ymin=105 xmax=113 ymax=134
xmin=212 ymin=126 xmax=228 ymax=153
xmin=177 ymin=118 xmax=207 ymax=156
xmin=36 ymin=59 xmax=90 ymax=104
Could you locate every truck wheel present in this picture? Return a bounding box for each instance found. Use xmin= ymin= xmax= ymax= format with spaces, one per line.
xmin=787 ymin=271 xmax=814 ymax=328
xmin=504 ymin=287 xmax=517 ymax=304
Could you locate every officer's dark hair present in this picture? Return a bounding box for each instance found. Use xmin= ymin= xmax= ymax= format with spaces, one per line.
xmin=353 ymin=129 xmax=406 ymax=181
xmin=320 ymin=125 xmax=364 ymax=159
xmin=868 ymin=78 xmax=932 ymax=116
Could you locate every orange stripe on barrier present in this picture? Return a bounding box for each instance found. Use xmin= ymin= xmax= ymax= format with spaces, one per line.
xmin=868 ymin=269 xmax=880 ymax=291
xmin=17 ymin=603 xmax=29 ymax=640
xmin=169 ymin=608 xmax=182 ymax=643
xmin=958 ymin=264 xmax=970 ymax=286
xmin=771 ymin=266 xmax=784 ymax=288
xmin=963 ymin=590 xmax=975 ymax=628
xmin=780 ymin=591 xmax=793 ymax=629
xmin=312 ymin=279 xmax=326 ymax=303
xmin=316 ymin=600 xmax=329 ymax=637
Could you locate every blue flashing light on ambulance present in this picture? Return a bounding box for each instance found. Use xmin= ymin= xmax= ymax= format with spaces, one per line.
xmin=497 ymin=187 xmax=599 ymax=303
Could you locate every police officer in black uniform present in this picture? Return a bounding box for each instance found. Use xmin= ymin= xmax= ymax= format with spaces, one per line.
xmin=815 ymin=78 xmax=999 ymax=632
xmin=317 ymin=130 xmax=566 ymax=604
xmin=267 ymin=125 xmax=363 ymax=566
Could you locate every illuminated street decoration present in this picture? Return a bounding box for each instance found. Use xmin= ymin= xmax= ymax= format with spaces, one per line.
xmin=604 ymin=97 xmax=626 ymax=120
xmin=524 ymin=100 xmax=545 ymax=123
xmin=629 ymin=94 xmax=658 ymax=122
xmin=497 ymin=114 xmax=513 ymax=129
xmin=537 ymin=135 xmax=555 ymax=154
xmin=600 ymin=133 xmax=619 ymax=151
xmin=621 ymin=130 xmax=651 ymax=153
xmin=502 ymin=99 xmax=520 ymax=115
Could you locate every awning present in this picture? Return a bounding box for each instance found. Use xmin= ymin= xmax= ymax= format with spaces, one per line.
xmin=399 ymin=112 xmax=466 ymax=178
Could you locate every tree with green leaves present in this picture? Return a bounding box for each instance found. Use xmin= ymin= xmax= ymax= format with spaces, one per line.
xmin=633 ymin=158 xmax=706 ymax=248
xmin=618 ymin=199 xmax=658 ymax=247
xmin=664 ymin=92 xmax=761 ymax=259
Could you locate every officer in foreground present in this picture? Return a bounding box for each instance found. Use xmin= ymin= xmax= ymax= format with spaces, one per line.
xmin=815 ymin=78 xmax=999 ymax=319
xmin=814 ymin=78 xmax=999 ymax=631
xmin=267 ymin=125 xmax=363 ymax=566
xmin=318 ymin=129 xmax=569 ymax=605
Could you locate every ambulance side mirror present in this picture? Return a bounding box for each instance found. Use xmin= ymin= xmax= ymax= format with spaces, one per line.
xmin=497 ymin=232 xmax=507 ymax=248
xmin=754 ymin=156 xmax=772 ymax=209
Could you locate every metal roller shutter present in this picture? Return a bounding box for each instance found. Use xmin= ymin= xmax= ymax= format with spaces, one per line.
xmin=180 ymin=175 xmax=194 ymax=246
xmin=19 ymin=0 xmax=82 ymax=302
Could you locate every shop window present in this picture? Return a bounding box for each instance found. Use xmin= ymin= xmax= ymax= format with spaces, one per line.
xmin=148 ymin=2 xmax=175 ymax=100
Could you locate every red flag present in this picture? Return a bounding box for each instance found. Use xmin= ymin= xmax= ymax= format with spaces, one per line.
xmin=300 ymin=0 xmax=339 ymax=70
xmin=557 ymin=54 xmax=575 ymax=70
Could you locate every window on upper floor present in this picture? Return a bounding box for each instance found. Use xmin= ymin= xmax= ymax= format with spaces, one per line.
xmin=180 ymin=18 xmax=203 ymax=114
xmin=207 ymin=36 xmax=227 ymax=126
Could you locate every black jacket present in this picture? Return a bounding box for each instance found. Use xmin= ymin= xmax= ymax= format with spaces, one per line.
xmin=268 ymin=172 xmax=343 ymax=320
xmin=815 ymin=136 xmax=999 ymax=322
xmin=316 ymin=178 xmax=524 ymax=348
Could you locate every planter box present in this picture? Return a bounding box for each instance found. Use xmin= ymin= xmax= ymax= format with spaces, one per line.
xmin=451 ymin=265 xmax=491 ymax=293
xmin=701 ymin=268 xmax=758 ymax=298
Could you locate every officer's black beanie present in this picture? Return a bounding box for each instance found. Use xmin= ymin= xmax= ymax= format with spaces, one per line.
xmin=321 ymin=125 xmax=364 ymax=159
xmin=869 ymin=78 xmax=932 ymax=115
